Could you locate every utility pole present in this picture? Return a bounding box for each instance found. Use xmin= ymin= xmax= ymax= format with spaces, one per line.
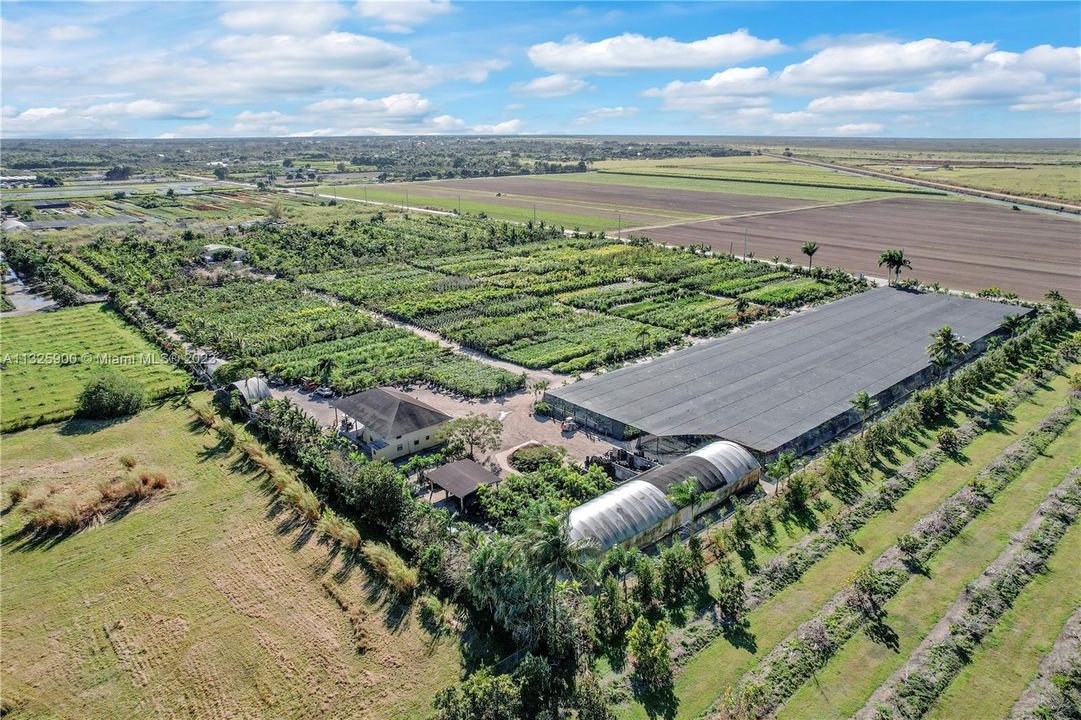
xmin=458 ymin=194 xmax=461 ymax=214
xmin=743 ymin=227 xmax=748 ymax=261
xmin=617 ymin=212 xmax=622 ymax=241
xmin=405 ymin=191 xmax=409 ymax=213
xmin=533 ymin=203 xmax=536 ymax=223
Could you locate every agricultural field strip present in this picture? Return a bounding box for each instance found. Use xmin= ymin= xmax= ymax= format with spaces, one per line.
xmin=616 ymin=366 xmax=1074 ymax=720
xmin=361 ymin=180 xmax=708 ymax=223
xmin=1007 ymin=603 xmax=1081 ymax=719
xmin=0 ymin=304 xmax=189 ymax=432
xmin=857 ymin=465 xmax=1081 ymax=720
xmin=776 ymin=426 xmax=1081 ymax=719
xmin=140 ymin=281 xmax=521 ymax=397
xmin=300 ymin=239 xmax=854 ymax=372
xmin=722 ymin=402 xmax=1078 ymax=719
xmin=925 ymin=513 xmax=1081 ymax=720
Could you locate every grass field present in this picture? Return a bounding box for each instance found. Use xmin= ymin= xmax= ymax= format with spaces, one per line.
xmin=923 ymin=518 xmax=1081 ymax=720
xmin=545 ymin=169 xmax=916 ymax=205
xmin=592 ymin=155 xmax=923 ymax=193
xmin=315 ymin=184 xmax=621 ymax=231
xmin=776 ymin=420 xmax=1081 ymax=719
xmin=0 ymin=304 xmax=190 ymax=432
xmin=0 ymin=399 xmax=461 ymax=719
xmin=617 ymin=368 xmax=1078 ymax=720
xmin=857 ymin=163 xmax=1081 ymax=205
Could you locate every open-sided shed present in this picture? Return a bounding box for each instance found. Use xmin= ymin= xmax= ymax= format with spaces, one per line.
xmin=424 ymin=459 xmax=501 ymax=511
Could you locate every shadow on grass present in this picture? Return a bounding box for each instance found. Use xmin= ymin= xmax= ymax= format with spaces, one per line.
xmin=632 ymin=675 xmax=679 ymax=720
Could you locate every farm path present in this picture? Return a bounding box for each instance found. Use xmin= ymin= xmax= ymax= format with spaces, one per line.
xmin=0 ymin=262 xmax=55 ymax=315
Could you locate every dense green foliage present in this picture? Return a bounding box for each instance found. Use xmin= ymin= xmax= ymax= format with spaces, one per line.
xmin=76 ymin=367 xmax=145 ymax=419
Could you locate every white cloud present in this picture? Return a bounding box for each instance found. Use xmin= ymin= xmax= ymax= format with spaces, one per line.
xmin=834 ymin=122 xmax=884 ymax=135
xmin=91 ymin=31 xmax=504 ymax=102
xmin=1 ymin=106 xmax=119 ymax=137
xmin=529 ymin=29 xmax=785 ymax=73
xmin=84 ymin=99 xmax=209 ymax=119
xmin=511 ymin=73 xmax=590 ymax=97
xmin=355 ymin=0 xmax=453 ymax=33
xmin=48 ymin=24 xmax=100 ymax=41
xmin=1 ymin=18 xmax=27 ymax=42
xmin=573 ymin=106 xmax=638 ymax=125
xmin=220 ymin=1 xmax=348 ymax=35
xmin=472 ymin=119 xmax=524 ymax=134
xmin=985 ymin=44 xmax=1081 ymax=75
xmin=780 ymin=38 xmax=994 ymax=89
xmin=644 ymin=66 xmax=771 ymax=110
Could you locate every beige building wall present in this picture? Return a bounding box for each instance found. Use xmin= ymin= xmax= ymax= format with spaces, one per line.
xmin=364 ymin=422 xmax=447 ymax=461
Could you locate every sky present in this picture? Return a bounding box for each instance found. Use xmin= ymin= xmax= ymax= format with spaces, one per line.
xmin=1 ymin=0 xmax=1079 ymax=139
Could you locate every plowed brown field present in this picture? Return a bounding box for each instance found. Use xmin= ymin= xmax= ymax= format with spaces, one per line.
xmin=646 ymin=197 xmax=1081 ymax=304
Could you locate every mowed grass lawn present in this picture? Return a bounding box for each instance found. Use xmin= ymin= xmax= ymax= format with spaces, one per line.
xmin=1 ymin=304 xmax=189 ymax=432
xmin=777 ymin=414 xmax=1081 ymax=720
xmin=926 ymin=519 xmax=1081 ymax=720
xmin=0 ymin=399 xmax=461 ymax=719
xmin=315 ymin=184 xmax=621 ymax=232
xmin=617 ymin=368 xmax=1078 ymax=720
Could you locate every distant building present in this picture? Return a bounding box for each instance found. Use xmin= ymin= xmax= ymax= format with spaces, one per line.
xmin=332 ymin=387 xmax=451 ymax=461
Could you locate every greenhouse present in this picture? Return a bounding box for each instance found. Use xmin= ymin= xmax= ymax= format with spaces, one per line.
xmin=546 ymin=287 xmax=1028 ymax=460
xmin=568 ymin=441 xmax=761 ymax=552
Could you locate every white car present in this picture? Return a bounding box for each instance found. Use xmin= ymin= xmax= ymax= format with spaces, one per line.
xmin=315 ymin=387 xmax=334 ymax=398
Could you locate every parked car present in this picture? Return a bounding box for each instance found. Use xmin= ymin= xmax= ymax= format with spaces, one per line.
xmin=315 ymin=387 xmax=334 ymax=398
xmin=301 ymin=378 xmax=317 ymax=392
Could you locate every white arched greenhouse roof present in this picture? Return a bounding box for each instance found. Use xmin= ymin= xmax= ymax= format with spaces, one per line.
xmin=638 ymin=440 xmax=761 ymax=494
xmin=568 ymin=480 xmax=677 ymax=552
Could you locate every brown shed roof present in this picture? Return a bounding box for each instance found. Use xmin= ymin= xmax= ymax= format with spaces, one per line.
xmin=425 ymin=459 xmax=501 ymax=500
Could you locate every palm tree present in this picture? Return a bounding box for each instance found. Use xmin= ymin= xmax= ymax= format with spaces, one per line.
xmin=801 ymin=241 xmax=818 ymax=269
xmin=667 ymin=476 xmax=706 ymax=534
xmin=878 ymin=249 xmax=913 ymax=286
xmin=927 ymin=326 xmax=970 ymax=383
xmin=315 ymin=356 xmax=337 ymax=385
xmin=518 ymin=515 xmax=597 ymax=636
xmin=1000 ymin=313 xmax=1025 ymax=337
xmin=1045 ymin=289 xmax=1067 ymax=305
xmin=528 ymin=379 xmax=550 ymax=401
xmin=767 ymin=451 xmax=799 ymax=490
xmin=850 ymin=390 xmax=878 ymax=435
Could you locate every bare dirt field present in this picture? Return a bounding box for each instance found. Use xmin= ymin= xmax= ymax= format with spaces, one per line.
xmin=429 ymin=175 xmax=814 ymax=221
xmin=646 ymin=197 xmax=1081 ymax=304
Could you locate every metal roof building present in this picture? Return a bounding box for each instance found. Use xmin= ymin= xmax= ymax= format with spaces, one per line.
xmin=569 ymin=440 xmax=761 ymax=552
xmin=547 ymin=287 xmax=1028 ymax=459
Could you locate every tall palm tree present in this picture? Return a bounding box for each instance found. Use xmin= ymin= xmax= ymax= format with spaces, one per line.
xmin=1044 ymin=289 xmax=1066 ymax=305
xmin=850 ymin=391 xmax=878 ymax=435
xmin=801 ymin=241 xmax=818 ymax=269
xmin=519 ymin=515 xmax=596 ymax=598
xmin=667 ymin=476 xmax=705 ymax=534
xmin=878 ymin=249 xmax=913 ymax=286
xmin=927 ymin=326 xmax=970 ymax=382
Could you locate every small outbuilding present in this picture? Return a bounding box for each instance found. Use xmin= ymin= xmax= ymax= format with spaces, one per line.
xmin=424 ymin=459 xmax=501 ymax=511
xmin=332 ymin=387 xmax=451 ymax=461
xmin=568 ymin=440 xmax=761 ymax=553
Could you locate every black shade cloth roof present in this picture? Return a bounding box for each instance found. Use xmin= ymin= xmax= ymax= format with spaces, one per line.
xmin=425 ymin=459 xmax=501 ymax=499
xmin=332 ymin=387 xmax=451 ymax=439
xmin=549 ymin=287 xmax=1027 ymax=453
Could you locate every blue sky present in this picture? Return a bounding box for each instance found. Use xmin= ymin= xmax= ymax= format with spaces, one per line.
xmin=2 ymin=1 xmax=1079 ymax=138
